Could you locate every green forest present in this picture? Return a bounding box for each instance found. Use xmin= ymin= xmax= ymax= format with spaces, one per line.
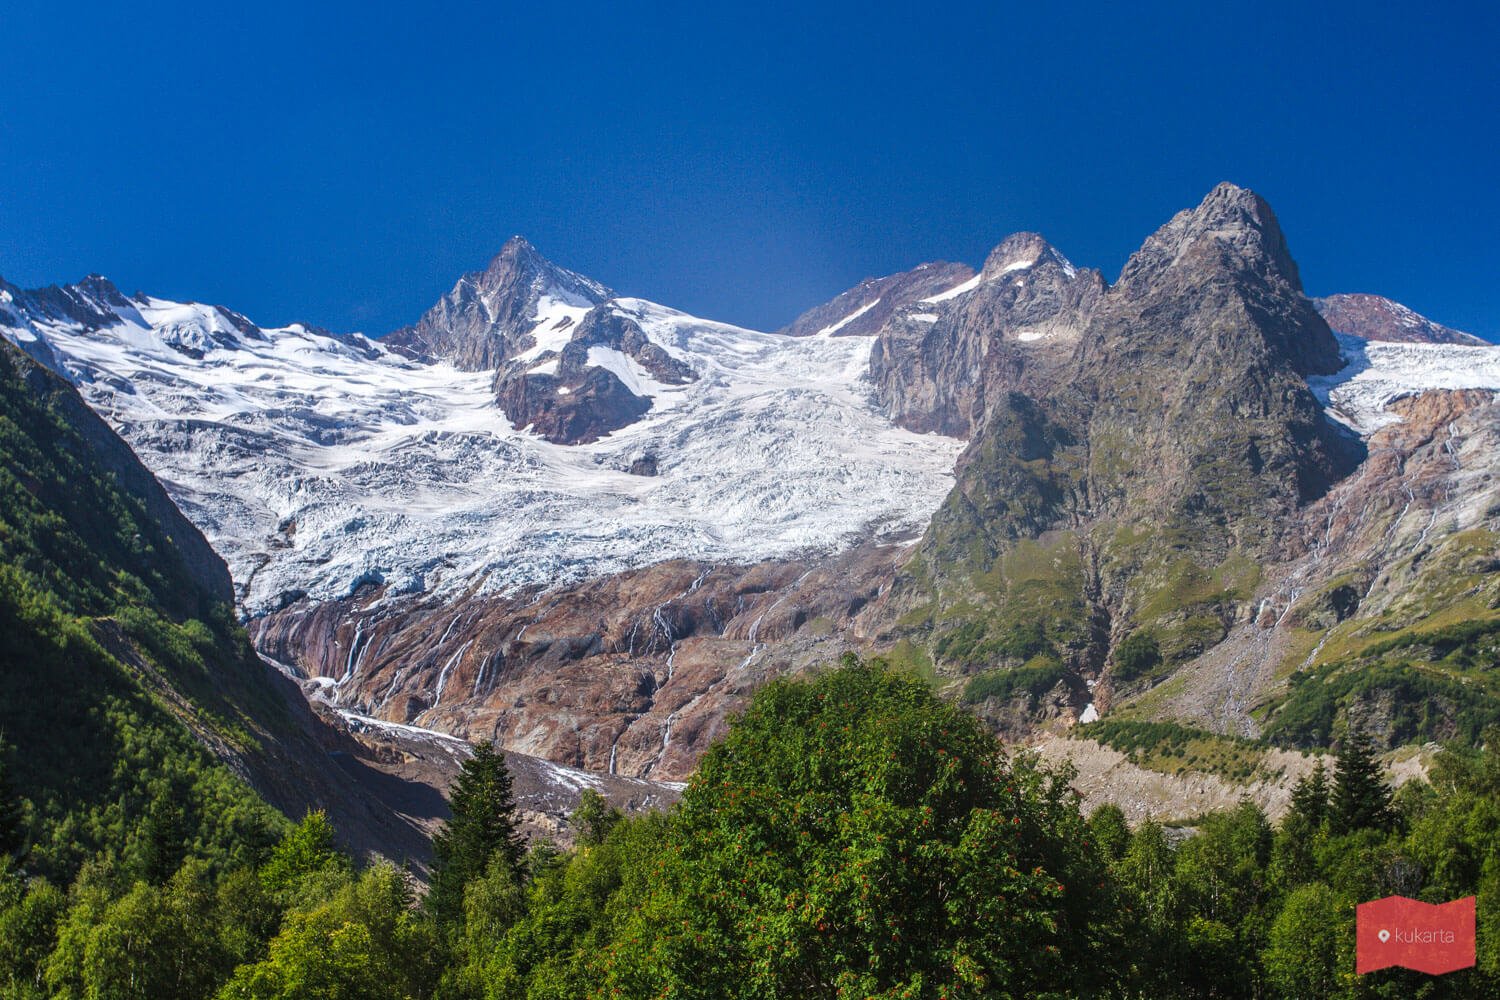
xmin=4 ymin=657 xmax=1499 ymax=1000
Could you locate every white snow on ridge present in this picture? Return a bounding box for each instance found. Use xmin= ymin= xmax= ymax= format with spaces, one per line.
xmin=3 ymin=291 xmax=963 ymax=616
xmin=919 ymin=273 xmax=984 ymax=304
xmin=1309 ymin=333 xmax=1500 ymax=433
xmin=814 ymin=297 xmax=881 ymax=338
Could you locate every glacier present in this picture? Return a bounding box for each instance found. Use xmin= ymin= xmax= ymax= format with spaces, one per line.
xmin=1 ymin=284 xmax=965 ymax=615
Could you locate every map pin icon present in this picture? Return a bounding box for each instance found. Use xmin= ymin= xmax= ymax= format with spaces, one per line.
xmin=1378 ymin=929 xmax=1391 ymax=943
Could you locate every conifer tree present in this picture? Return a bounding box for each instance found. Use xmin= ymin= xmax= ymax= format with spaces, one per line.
xmin=427 ymin=741 xmax=523 ymax=927
xmin=1288 ymin=761 xmax=1330 ymax=828
xmin=1331 ymin=727 xmax=1393 ymax=834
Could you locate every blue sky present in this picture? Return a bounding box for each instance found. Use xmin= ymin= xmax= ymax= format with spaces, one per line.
xmin=1 ymin=0 xmax=1495 ymax=339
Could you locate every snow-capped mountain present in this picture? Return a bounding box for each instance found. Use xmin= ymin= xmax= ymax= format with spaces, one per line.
xmin=6 ymin=183 xmax=1500 ymax=792
xmin=0 ymin=261 xmax=965 ymax=616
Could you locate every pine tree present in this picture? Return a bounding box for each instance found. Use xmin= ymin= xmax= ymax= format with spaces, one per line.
xmin=1288 ymin=761 xmax=1330 ymax=828
xmin=427 ymin=741 xmax=523 ymax=927
xmin=1331 ymin=727 xmax=1393 ymax=834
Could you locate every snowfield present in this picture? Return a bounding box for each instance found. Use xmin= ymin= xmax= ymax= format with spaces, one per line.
xmin=2 ymin=287 xmax=964 ymax=615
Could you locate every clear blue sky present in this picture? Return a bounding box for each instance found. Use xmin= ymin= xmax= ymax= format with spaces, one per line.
xmin=2 ymin=0 xmax=1495 ymax=339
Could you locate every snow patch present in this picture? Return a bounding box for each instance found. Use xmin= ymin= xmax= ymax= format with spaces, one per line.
xmin=920 ymin=273 xmax=984 ymax=304
xmin=814 ymin=298 xmax=881 ymax=337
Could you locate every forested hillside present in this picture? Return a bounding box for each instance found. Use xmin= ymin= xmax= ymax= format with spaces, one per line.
xmin=5 ymin=657 xmax=1498 ymax=998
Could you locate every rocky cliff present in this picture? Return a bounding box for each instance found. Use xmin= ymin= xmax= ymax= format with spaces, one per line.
xmin=867 ymin=233 xmax=1105 ymax=437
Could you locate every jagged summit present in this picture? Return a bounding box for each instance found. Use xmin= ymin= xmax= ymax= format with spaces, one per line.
xmin=979 ymin=232 xmax=1075 ymax=279
xmin=777 ymin=259 xmax=975 ymax=339
xmin=1118 ymin=181 xmax=1303 ymax=294
xmin=386 ymin=237 xmax=613 ymax=370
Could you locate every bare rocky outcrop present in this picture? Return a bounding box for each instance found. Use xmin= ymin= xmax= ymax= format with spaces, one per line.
xmin=868 ymin=233 xmax=1105 ymax=437
xmin=492 ymin=303 xmax=697 ymax=444
xmin=1315 ymin=292 xmax=1489 ymax=346
xmin=250 ymin=544 xmax=911 ymax=781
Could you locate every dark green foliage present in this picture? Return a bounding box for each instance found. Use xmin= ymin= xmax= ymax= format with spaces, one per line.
xmin=1112 ymin=629 xmax=1162 ymax=682
xmin=258 ymin=812 xmax=348 ymax=905
xmin=427 ymin=741 xmax=524 ymax=928
xmin=0 ymin=742 xmax=22 ymax=864
xmin=1266 ymin=620 xmax=1500 ymax=749
xmin=1331 ymin=728 xmax=1394 ymax=835
xmin=1087 ymin=803 xmax=1131 ymax=862
xmin=0 ymin=341 xmax=294 ymax=885
xmin=1080 ymin=718 xmax=1266 ymax=783
xmin=3 ymin=656 xmax=1500 ymax=996
xmin=570 ymin=788 xmax=622 ymax=848
xmin=592 ymin=655 xmax=1121 ymax=998
xmin=961 ymin=653 xmax=1067 ymax=703
xmin=0 ymin=569 xmax=285 ymax=882
xmin=216 ymin=863 xmax=439 ymax=1000
xmin=1288 ymin=761 xmax=1330 ymax=828
xmin=937 ymin=618 xmax=1050 ymax=669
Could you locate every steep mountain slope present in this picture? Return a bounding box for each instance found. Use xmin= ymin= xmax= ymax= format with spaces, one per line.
xmin=0 ymin=335 xmax=679 ymax=875
xmin=867 ymin=232 xmax=1105 ymax=436
xmin=384 ymin=235 xmax=613 ymax=369
xmin=777 ymin=260 xmax=975 ymax=339
xmin=867 ymin=185 xmax=1500 ymax=753
xmin=1315 ymin=292 xmax=1489 ymax=346
xmin=0 ymin=337 xmax=434 ymax=876
xmin=887 ymin=185 xmax=1358 ymax=693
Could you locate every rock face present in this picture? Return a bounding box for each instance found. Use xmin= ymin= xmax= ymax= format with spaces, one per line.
xmin=777 ymin=261 xmax=975 ymax=339
xmin=1315 ymin=293 xmax=1489 ymax=346
xmin=887 ymin=183 xmax=1366 ymax=731
xmin=492 ymin=301 xmax=699 ymax=444
xmin=1144 ymin=386 xmax=1500 ymax=746
xmin=384 ymin=236 xmax=613 ymax=370
xmin=868 ymin=233 xmax=1105 ymax=437
xmin=251 ymin=545 xmax=909 ymax=781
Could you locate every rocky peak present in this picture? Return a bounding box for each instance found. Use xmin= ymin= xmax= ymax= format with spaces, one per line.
xmin=72 ymin=273 xmax=133 ymax=309
xmin=1313 ymin=293 xmax=1489 ymax=346
xmin=866 ymin=233 xmax=1103 ymax=438
xmin=1118 ymin=182 xmax=1302 ymax=294
xmin=385 ymin=237 xmax=613 ymax=371
xmin=979 ymin=232 xmax=1074 ymax=279
xmin=1100 ymin=182 xmax=1341 ymax=378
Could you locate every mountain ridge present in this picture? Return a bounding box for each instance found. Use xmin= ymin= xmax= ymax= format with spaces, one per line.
xmin=4 ymin=183 xmax=1499 ymax=796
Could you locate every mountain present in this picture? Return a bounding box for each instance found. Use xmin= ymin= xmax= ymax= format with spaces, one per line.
xmin=867 ymin=232 xmax=1106 ymax=436
xmin=1314 ymin=292 xmax=1489 ymax=346
xmin=6 ymin=183 xmax=1500 ymax=817
xmin=384 ymin=235 xmax=613 ymax=370
xmin=0 ymin=266 xmax=957 ymax=617
xmin=776 ymin=260 xmax=975 ymax=339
